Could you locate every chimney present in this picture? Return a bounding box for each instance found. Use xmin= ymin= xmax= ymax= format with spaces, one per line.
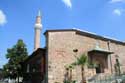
xmin=34 ymin=10 xmax=42 ymax=50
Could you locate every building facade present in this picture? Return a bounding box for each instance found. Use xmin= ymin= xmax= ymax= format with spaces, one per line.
xmin=44 ymin=29 xmax=125 ymax=83
xmin=25 ymin=29 xmax=125 ymax=83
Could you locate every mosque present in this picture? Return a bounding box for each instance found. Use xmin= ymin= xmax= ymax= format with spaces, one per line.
xmin=23 ymin=11 xmax=125 ymax=83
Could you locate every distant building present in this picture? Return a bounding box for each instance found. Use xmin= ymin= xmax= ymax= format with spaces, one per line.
xmin=23 ymin=48 xmax=45 ymax=83
xmin=23 ymin=11 xmax=125 ymax=83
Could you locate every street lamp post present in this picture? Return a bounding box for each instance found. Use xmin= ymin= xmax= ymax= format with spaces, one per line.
xmin=6 ymin=69 xmax=12 ymax=83
xmin=15 ymin=67 xmax=19 ymax=83
xmin=6 ymin=69 xmax=9 ymax=83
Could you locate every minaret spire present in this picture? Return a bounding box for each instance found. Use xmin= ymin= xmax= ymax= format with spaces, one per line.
xmin=38 ymin=10 xmax=41 ymax=16
xmin=34 ymin=10 xmax=42 ymax=50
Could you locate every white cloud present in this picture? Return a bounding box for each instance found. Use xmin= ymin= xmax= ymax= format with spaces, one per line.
xmin=110 ymin=0 xmax=124 ymax=3
xmin=113 ymin=9 xmax=122 ymax=16
xmin=0 ymin=10 xmax=7 ymax=26
xmin=62 ymin=0 xmax=72 ymax=8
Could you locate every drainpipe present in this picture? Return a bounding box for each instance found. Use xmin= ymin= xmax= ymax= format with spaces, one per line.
xmin=107 ymin=41 xmax=113 ymax=74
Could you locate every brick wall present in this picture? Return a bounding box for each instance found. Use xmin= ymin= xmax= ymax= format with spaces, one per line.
xmin=45 ymin=30 xmax=125 ymax=83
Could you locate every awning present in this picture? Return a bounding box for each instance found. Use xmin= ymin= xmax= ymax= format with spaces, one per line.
xmin=88 ymin=45 xmax=113 ymax=54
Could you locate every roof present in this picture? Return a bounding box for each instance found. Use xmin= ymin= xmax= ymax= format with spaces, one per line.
xmin=44 ymin=28 xmax=125 ymax=45
xmin=24 ymin=48 xmax=46 ymax=63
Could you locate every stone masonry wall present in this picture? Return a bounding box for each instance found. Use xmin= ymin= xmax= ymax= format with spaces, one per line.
xmin=46 ymin=30 xmax=125 ymax=83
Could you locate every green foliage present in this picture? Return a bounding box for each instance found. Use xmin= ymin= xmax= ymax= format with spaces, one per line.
xmin=54 ymin=82 xmax=60 ymax=83
xmin=88 ymin=61 xmax=98 ymax=68
xmin=64 ymin=64 xmax=74 ymax=82
xmin=65 ymin=64 xmax=74 ymax=70
xmin=3 ymin=39 xmax=28 ymax=78
xmin=73 ymin=54 xmax=88 ymax=66
xmin=64 ymin=80 xmax=76 ymax=83
xmin=72 ymin=54 xmax=88 ymax=83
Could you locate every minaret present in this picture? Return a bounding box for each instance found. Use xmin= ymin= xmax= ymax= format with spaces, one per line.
xmin=34 ymin=10 xmax=42 ymax=50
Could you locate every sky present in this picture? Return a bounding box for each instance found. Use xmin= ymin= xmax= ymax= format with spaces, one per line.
xmin=0 ymin=0 xmax=125 ymax=68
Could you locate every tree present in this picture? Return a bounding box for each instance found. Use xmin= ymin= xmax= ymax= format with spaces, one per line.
xmin=73 ymin=54 xmax=88 ymax=83
xmin=64 ymin=64 xmax=74 ymax=83
xmin=3 ymin=39 xmax=28 ymax=80
xmin=68 ymin=64 xmax=74 ymax=82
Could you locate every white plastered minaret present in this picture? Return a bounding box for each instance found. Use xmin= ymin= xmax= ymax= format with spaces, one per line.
xmin=34 ymin=10 xmax=42 ymax=50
